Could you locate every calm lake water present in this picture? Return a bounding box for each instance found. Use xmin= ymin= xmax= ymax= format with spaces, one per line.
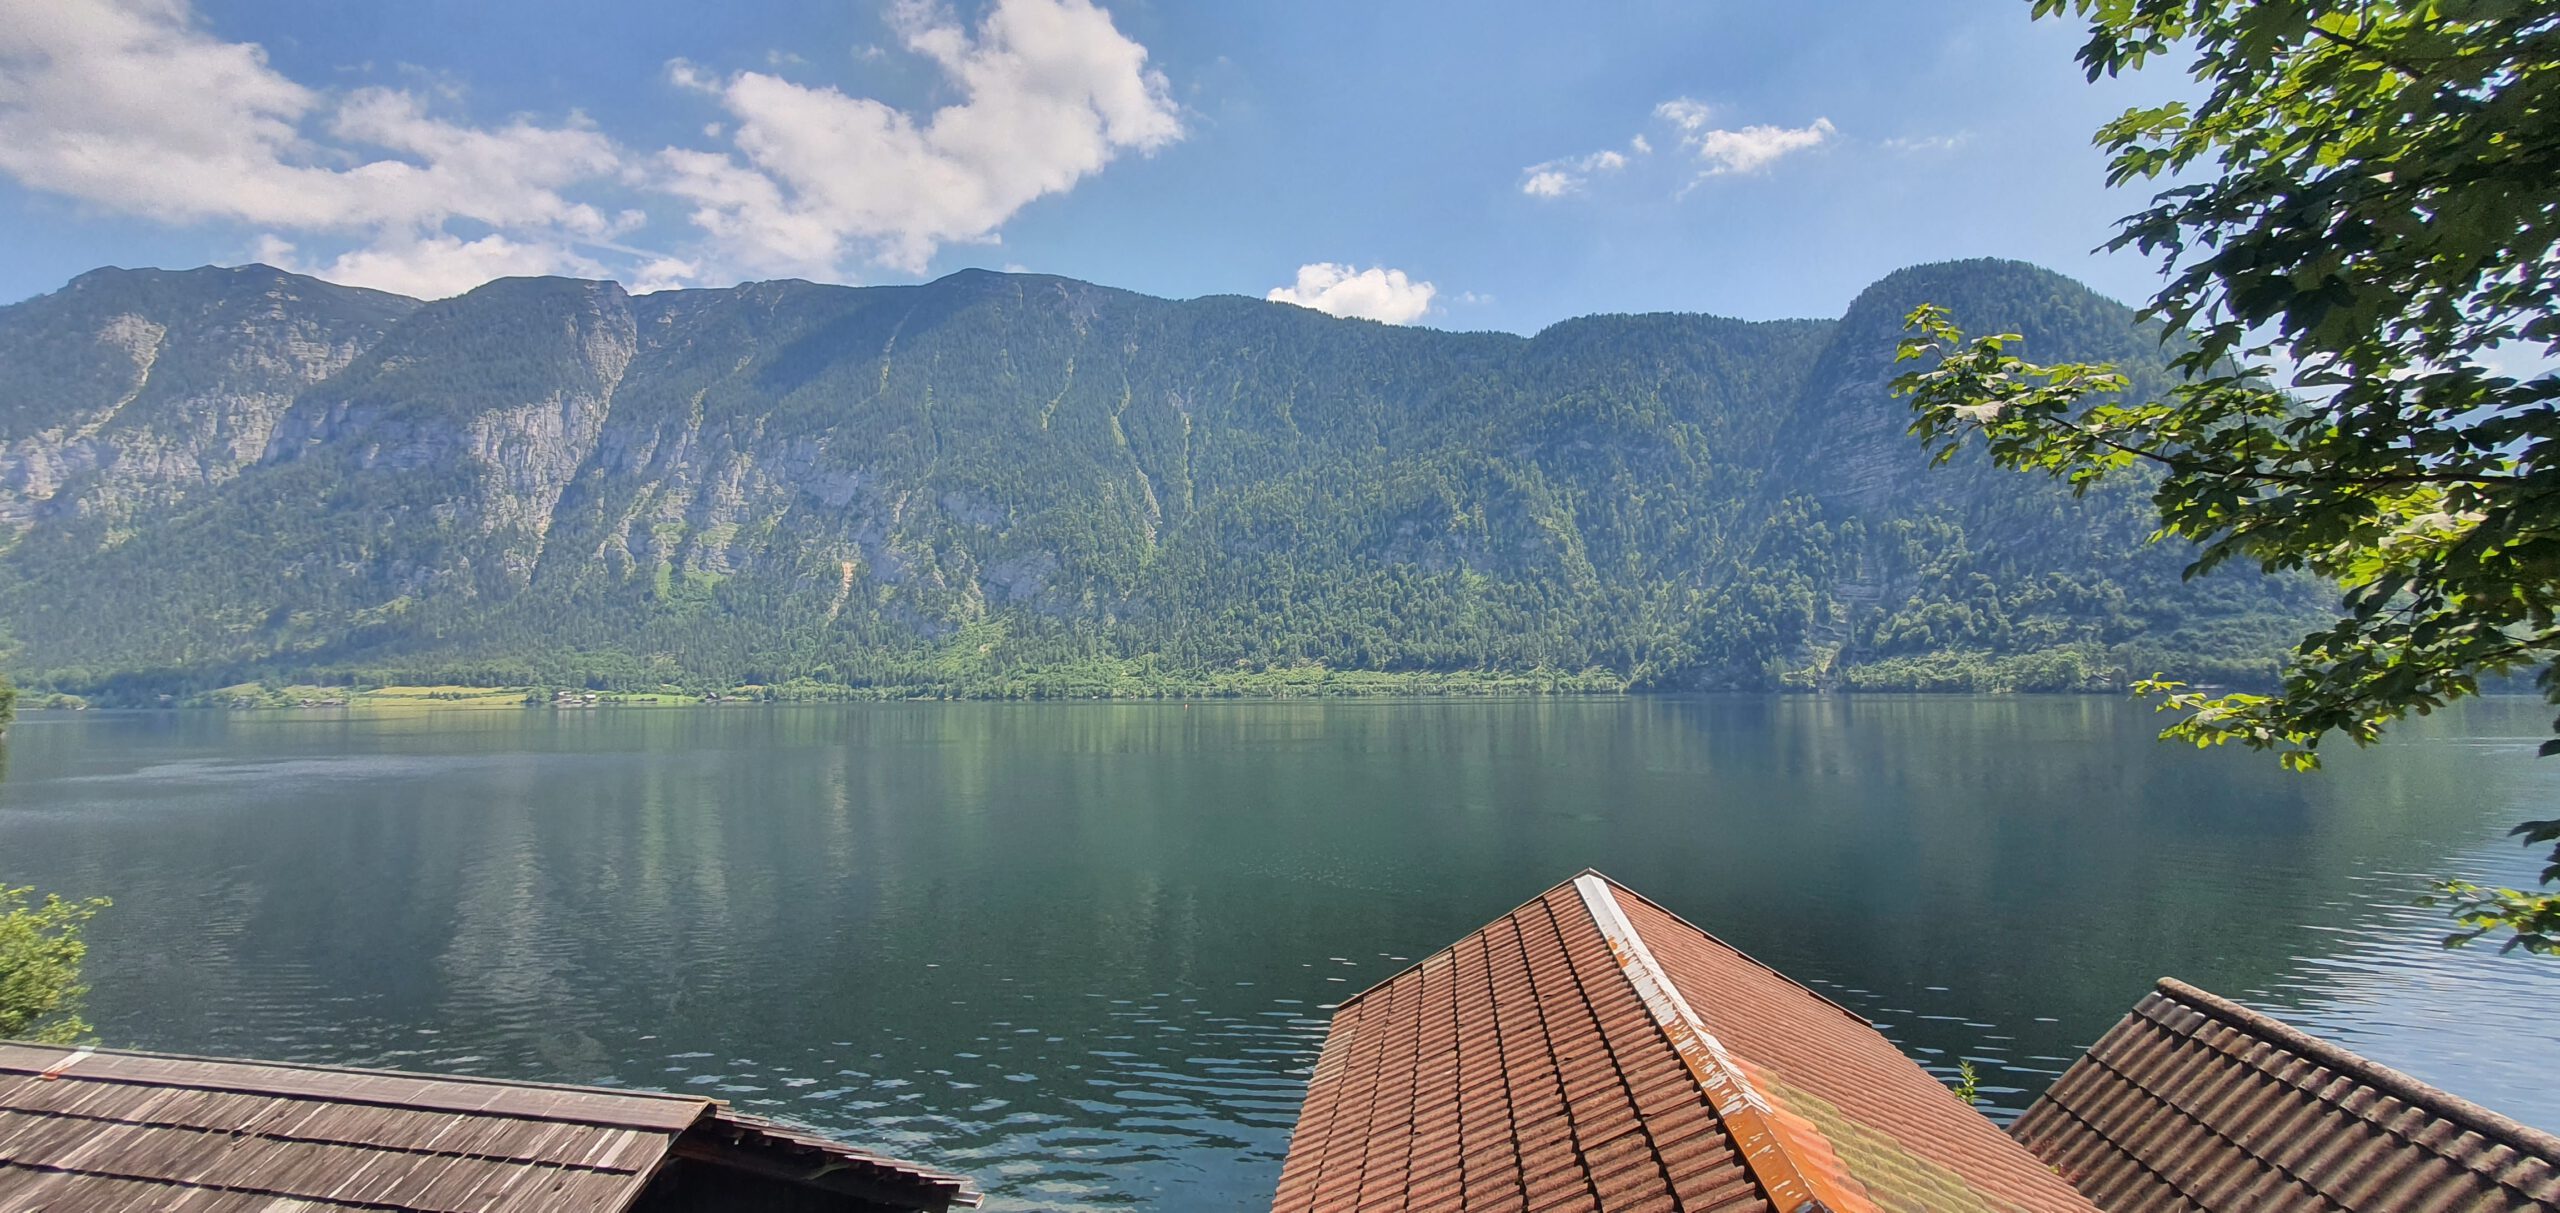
xmin=2 ymin=696 xmax=2555 ymax=1209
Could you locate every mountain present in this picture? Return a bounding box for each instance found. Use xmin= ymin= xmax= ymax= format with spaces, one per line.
xmin=0 ymin=259 xmax=2318 ymax=700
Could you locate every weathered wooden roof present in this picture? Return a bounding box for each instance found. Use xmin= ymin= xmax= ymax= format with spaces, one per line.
xmin=2011 ymin=978 xmax=2560 ymax=1212
xmin=0 ymin=1042 xmax=981 ymax=1211
xmin=1272 ymin=871 xmax=2100 ymax=1213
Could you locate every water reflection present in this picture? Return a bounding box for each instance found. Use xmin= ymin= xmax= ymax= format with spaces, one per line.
xmin=0 ymin=698 xmax=2553 ymax=1209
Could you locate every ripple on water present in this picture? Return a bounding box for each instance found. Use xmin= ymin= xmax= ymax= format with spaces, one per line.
xmin=20 ymin=700 xmax=2559 ymax=1209
xmin=2244 ymin=858 xmax=2560 ymax=1122
xmin=525 ymin=988 xmax=1337 ymax=1211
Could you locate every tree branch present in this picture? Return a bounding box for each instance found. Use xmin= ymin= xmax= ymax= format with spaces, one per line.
xmin=2035 ymin=420 xmax=2522 ymax=489
xmin=2303 ymin=22 xmax=2440 ymax=83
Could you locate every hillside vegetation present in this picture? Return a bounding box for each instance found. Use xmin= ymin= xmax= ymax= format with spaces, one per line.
xmin=0 ymin=260 xmax=2319 ymax=700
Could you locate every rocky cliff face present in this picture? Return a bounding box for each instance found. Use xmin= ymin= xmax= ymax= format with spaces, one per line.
xmin=0 ymin=266 xmax=417 ymax=543
xmin=0 ymin=260 xmax=2315 ymax=693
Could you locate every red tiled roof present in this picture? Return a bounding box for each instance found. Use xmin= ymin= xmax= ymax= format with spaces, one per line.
xmin=2011 ymin=978 xmax=2560 ymax=1212
xmin=1271 ymin=871 xmax=2099 ymax=1213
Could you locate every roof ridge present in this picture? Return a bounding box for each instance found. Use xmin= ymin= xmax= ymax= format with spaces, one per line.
xmin=0 ymin=1040 xmax=706 ymax=1105
xmin=1570 ymin=873 xmax=1873 ymax=1213
xmin=698 ymin=1107 xmax=985 ymax=1204
xmin=1332 ymin=868 xmax=1872 ymax=1029
xmin=0 ymin=1041 xmax=721 ymax=1136
xmin=2151 ymin=979 xmax=2560 ymax=1164
xmin=1589 ymin=873 xmax=1871 ymax=1028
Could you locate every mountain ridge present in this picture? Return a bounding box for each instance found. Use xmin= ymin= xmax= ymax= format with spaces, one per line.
xmin=0 ymin=258 xmax=2318 ymax=700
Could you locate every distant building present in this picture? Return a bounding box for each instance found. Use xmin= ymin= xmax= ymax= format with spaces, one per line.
xmin=0 ymin=1042 xmax=981 ymax=1211
xmin=1274 ymin=870 xmax=2560 ymax=1213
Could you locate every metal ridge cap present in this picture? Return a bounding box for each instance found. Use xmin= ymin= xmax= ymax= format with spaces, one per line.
xmin=1572 ymin=873 xmax=1872 ymax=1213
xmin=1585 ymin=875 xmax=1872 ymax=1029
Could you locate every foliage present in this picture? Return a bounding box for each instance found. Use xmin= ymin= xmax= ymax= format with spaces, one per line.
xmin=1951 ymin=1058 xmax=1981 ymax=1106
xmin=1834 ymin=646 xmax=2114 ymax=693
xmin=0 ymin=262 xmax=2316 ymax=709
xmin=1896 ymin=0 xmax=2560 ymax=949
xmin=0 ymin=886 xmax=107 ymax=1044
xmin=2425 ymin=816 xmax=2560 ymax=955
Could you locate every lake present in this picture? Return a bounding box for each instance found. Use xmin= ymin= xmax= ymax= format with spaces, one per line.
xmin=1 ymin=696 xmax=2555 ymax=1209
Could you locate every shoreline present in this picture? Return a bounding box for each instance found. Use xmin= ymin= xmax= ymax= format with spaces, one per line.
xmin=16 ymin=679 xmax=2258 ymax=713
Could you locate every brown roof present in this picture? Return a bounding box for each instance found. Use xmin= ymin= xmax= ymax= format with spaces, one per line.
xmin=0 ymin=1042 xmax=981 ymax=1212
xmin=2011 ymin=978 xmax=2560 ymax=1212
xmin=1271 ymin=870 xmax=2099 ymax=1213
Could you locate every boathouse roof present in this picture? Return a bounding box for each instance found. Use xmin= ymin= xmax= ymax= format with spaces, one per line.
xmin=0 ymin=1042 xmax=982 ymax=1212
xmin=1273 ymin=870 xmax=2100 ymax=1213
xmin=2011 ymin=978 xmax=2560 ymax=1212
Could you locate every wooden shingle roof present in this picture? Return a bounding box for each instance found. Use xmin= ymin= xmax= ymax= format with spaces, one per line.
xmin=1272 ymin=871 xmax=2100 ymax=1213
xmin=0 ymin=1042 xmax=981 ymax=1212
xmin=2011 ymin=978 xmax=2560 ymax=1212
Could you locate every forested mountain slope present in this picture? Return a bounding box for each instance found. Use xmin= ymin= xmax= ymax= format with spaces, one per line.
xmin=0 ymin=259 xmax=2319 ymax=698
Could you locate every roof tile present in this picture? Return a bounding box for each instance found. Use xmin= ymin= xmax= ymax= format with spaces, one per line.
xmin=1272 ymin=871 xmax=2099 ymax=1212
xmin=0 ymin=1044 xmax=978 ymax=1212
xmin=2013 ymin=979 xmax=2560 ymax=1213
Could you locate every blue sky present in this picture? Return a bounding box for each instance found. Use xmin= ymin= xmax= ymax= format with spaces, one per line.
xmin=0 ymin=0 xmax=2191 ymax=332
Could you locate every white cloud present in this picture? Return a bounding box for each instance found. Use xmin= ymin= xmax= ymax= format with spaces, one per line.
xmin=628 ymin=255 xmax=705 ymax=294
xmin=0 ymin=0 xmax=1181 ymax=298
xmin=0 ymin=1 xmax=622 ymax=237
xmin=256 ymin=233 xmax=608 ymax=300
xmin=1655 ymin=99 xmax=1834 ymax=176
xmin=1688 ymin=119 xmax=1834 ymax=174
xmin=1266 ymin=263 xmax=1436 ymax=325
xmin=656 ymin=0 xmax=1181 ymax=279
xmin=1519 ymin=141 xmax=1641 ymax=198
xmin=1884 ymin=133 xmax=1970 ymax=154
xmin=0 ymin=0 xmax=318 ymax=225
xmin=1654 ymin=98 xmax=1711 ymax=131
xmin=1521 ymin=170 xmax=1578 ymax=198
xmin=325 ymin=88 xmax=623 ymax=235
